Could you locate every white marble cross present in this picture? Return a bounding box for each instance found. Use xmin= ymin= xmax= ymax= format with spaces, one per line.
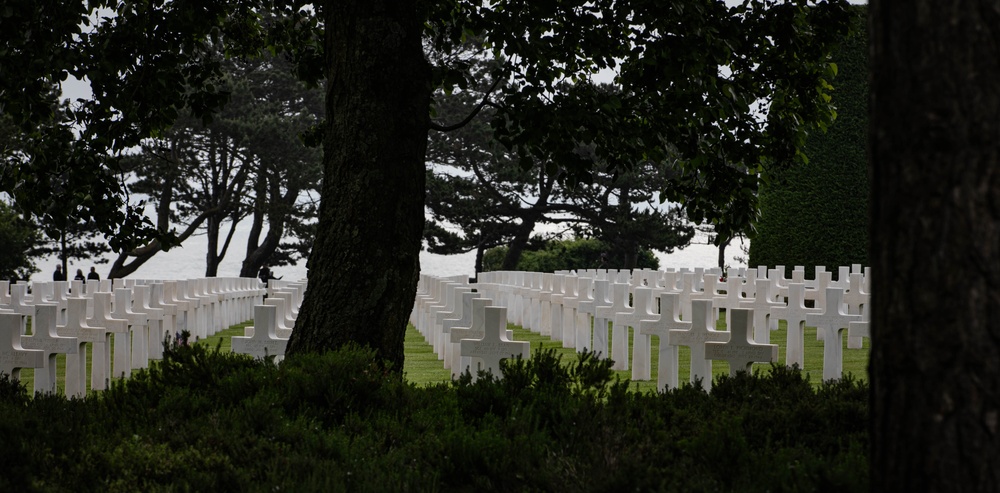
xmin=705 ymin=308 xmax=778 ymax=377
xmin=442 ymin=291 xmax=479 ymax=370
xmin=639 ymin=292 xmax=689 ymax=391
xmin=59 ymin=297 xmax=108 ymax=398
xmin=555 ymin=273 xmax=577 ymax=349
xmin=450 ymin=297 xmax=493 ymax=378
xmin=21 ymin=304 xmax=79 ymax=394
xmin=572 ymin=276 xmax=594 ymax=352
xmin=770 ymin=283 xmax=820 ymax=369
xmin=112 ymin=288 xmax=150 ymax=371
xmin=668 ymin=299 xmax=729 ymax=391
xmin=738 ymin=279 xmax=785 ymax=344
xmin=547 ymin=274 xmax=565 ymax=341
xmin=598 ymin=282 xmax=631 ymax=370
xmin=588 ymin=280 xmax=614 ymax=360
xmin=538 ymin=273 xmax=553 ymax=337
xmin=713 ymin=276 xmax=746 ymax=330
xmin=88 ymin=291 xmax=130 ymax=382
xmin=806 ymin=287 xmax=861 ymax=381
xmin=0 ymin=312 xmax=44 ymax=381
xmin=263 ymin=297 xmax=295 ymax=338
xmin=132 ymin=285 xmax=167 ymax=360
xmin=847 ymin=302 xmax=870 ymax=349
xmin=460 ymin=306 xmax=529 ymax=381
xmin=615 ymin=287 xmax=658 ymax=380
xmin=232 ymin=304 xmax=288 ymax=361
xmin=842 ymin=272 xmax=870 ymax=349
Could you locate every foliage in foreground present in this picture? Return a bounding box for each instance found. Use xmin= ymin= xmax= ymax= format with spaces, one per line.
xmin=0 ymin=343 xmax=867 ymax=492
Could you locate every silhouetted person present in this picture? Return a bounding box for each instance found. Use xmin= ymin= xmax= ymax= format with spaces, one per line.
xmin=259 ymin=266 xmax=274 ymax=284
xmin=74 ymin=269 xmax=85 ymax=281
xmin=87 ymin=266 xmax=100 ymax=281
xmin=53 ymin=265 xmax=66 ymax=281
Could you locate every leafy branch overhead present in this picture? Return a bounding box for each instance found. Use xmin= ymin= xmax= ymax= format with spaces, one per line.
xmin=429 ymin=0 xmax=852 ymax=242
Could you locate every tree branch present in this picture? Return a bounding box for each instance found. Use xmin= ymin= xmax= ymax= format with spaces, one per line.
xmin=429 ymin=77 xmax=503 ymax=132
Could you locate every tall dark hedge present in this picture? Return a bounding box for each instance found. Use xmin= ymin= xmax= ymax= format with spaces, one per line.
xmin=748 ymin=6 xmax=868 ymax=275
xmin=483 ymin=238 xmax=659 ymax=272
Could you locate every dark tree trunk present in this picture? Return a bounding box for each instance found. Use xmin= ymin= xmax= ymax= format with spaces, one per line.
xmin=624 ymin=240 xmax=639 ymax=271
xmin=241 ymin=163 xmax=268 ymax=278
xmin=285 ymin=0 xmax=431 ymax=372
xmin=205 ymin=215 xmax=220 ymax=277
xmin=870 ymin=1 xmax=1000 ymax=490
xmin=501 ymin=214 xmax=541 ymax=270
xmin=717 ymin=236 xmax=730 ymax=272
xmin=474 ymin=241 xmax=485 ymax=277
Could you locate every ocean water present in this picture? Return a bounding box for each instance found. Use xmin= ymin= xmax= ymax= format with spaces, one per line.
xmin=30 ymin=228 xmax=748 ymax=283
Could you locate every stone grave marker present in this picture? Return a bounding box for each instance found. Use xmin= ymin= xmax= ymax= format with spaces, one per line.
xmin=588 ymin=280 xmax=613 ymax=360
xmin=263 ymin=297 xmax=295 ymax=338
xmin=639 ymin=292 xmax=688 ymax=391
xmin=847 ymin=302 xmax=870 ymax=344
xmin=677 ymin=272 xmax=699 ymax=322
xmin=556 ymin=273 xmax=577 ymax=348
xmin=21 ymin=304 xmax=79 ymax=394
xmin=132 ymin=285 xmax=167 ymax=360
xmin=0 ymin=312 xmax=44 ymax=381
xmin=434 ymin=285 xmax=472 ymax=360
xmin=615 ymin=286 xmax=658 ymax=380
xmin=843 ymin=272 xmax=870 ymax=349
xmin=770 ymin=283 xmax=820 ymax=369
xmin=598 ymin=282 xmax=632 ymax=370
xmin=714 ymin=276 xmax=746 ymax=329
xmin=806 ymin=287 xmax=862 ymax=381
xmin=89 ymin=291 xmax=130 ymax=382
xmin=59 ymin=297 xmax=108 ymax=398
xmin=668 ymin=299 xmax=728 ymax=391
xmin=572 ymin=276 xmax=594 ymax=352
xmin=739 ymin=279 xmax=785 ymax=344
xmin=460 ymin=306 xmax=529 ymax=382
xmin=705 ymin=308 xmax=778 ymax=377
xmin=450 ymin=297 xmax=493 ymax=378
xmin=112 ymin=288 xmax=150 ymax=371
xmin=442 ymin=291 xmax=479 ymax=370
xmin=232 ymin=304 xmax=288 ymax=361
xmin=538 ymin=273 xmax=553 ymax=337
xmin=547 ymin=274 xmax=565 ymax=342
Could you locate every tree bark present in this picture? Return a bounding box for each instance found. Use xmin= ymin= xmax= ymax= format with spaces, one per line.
xmin=870 ymin=1 xmax=1000 ymax=490
xmin=285 ymin=0 xmax=431 ymax=372
xmin=501 ymin=217 xmax=538 ymax=270
xmin=206 ymin=214 xmax=220 ymax=277
xmin=717 ymin=236 xmax=731 ymax=272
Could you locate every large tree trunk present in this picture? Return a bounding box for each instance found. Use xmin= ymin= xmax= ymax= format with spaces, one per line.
xmin=870 ymin=1 xmax=1000 ymax=490
xmin=501 ymin=218 xmax=537 ymax=270
xmin=285 ymin=0 xmax=431 ymax=372
xmin=205 ymin=215 xmax=220 ymax=277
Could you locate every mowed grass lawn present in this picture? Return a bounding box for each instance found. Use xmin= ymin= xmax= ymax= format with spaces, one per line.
xmin=15 ymin=313 xmax=867 ymax=395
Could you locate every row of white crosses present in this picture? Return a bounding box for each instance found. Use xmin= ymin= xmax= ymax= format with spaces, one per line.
xmin=0 ymin=277 xmax=268 ymax=396
xmin=474 ymin=264 xmax=870 ymax=390
xmin=411 ymin=275 xmax=529 ymax=381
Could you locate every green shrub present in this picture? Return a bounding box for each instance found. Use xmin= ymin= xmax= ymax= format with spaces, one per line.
xmin=0 ymin=343 xmax=868 ymax=491
xmin=484 ymin=237 xmax=659 ymax=272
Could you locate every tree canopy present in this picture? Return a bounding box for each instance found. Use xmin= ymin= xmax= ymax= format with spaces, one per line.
xmin=1 ymin=0 xmax=852 ymax=366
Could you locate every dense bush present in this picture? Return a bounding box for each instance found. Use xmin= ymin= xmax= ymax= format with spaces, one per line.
xmin=0 ymin=342 xmax=868 ymax=491
xmin=749 ymin=6 xmax=869 ymax=276
xmin=483 ymin=237 xmax=659 ymax=272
